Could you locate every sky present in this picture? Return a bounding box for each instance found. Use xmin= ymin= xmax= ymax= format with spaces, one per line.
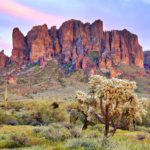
xmin=0 ymin=0 xmax=150 ymax=56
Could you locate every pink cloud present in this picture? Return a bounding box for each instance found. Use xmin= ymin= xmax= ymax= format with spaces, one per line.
xmin=0 ymin=0 xmax=65 ymax=26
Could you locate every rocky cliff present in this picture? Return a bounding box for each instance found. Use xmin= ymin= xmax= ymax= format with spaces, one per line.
xmin=11 ymin=28 xmax=29 ymax=65
xmin=0 ymin=50 xmax=9 ymax=69
xmin=6 ymin=19 xmax=145 ymax=73
xmin=144 ymin=51 xmax=150 ymax=70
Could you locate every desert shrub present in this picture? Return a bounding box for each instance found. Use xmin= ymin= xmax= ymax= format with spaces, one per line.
xmin=58 ymin=78 xmax=66 ymax=87
xmin=15 ymin=110 xmax=32 ymax=125
xmin=70 ymin=127 xmax=82 ymax=138
xmin=82 ymin=128 xmax=101 ymax=138
xmin=66 ymin=138 xmax=101 ymax=150
xmin=6 ymin=119 xmax=19 ymax=125
xmin=28 ymin=119 xmax=42 ymax=126
xmin=0 ymin=109 xmax=9 ymax=124
xmin=32 ymin=128 xmax=43 ymax=134
xmin=17 ymin=78 xmax=27 ymax=84
xmin=42 ymin=125 xmax=71 ymax=141
xmin=31 ymin=100 xmax=69 ymax=124
xmin=50 ymin=122 xmax=64 ymax=128
xmin=10 ymin=134 xmax=29 ymax=147
xmin=14 ymin=100 xmax=69 ymax=125
xmin=134 ymin=126 xmax=150 ymax=133
xmin=136 ymin=134 xmax=146 ymax=140
xmin=0 ymin=109 xmax=18 ymax=125
xmin=0 ymin=100 xmax=71 ymax=126
xmin=0 ymin=135 xmax=5 ymax=140
xmin=6 ymin=101 xmax=24 ymax=111
xmin=88 ymin=124 xmax=104 ymax=132
xmin=0 ymin=134 xmax=29 ymax=148
xmin=34 ymin=64 xmax=40 ymax=72
xmin=104 ymin=139 xmax=150 ymax=150
xmin=62 ymin=122 xmax=72 ymax=129
xmin=70 ymin=70 xmax=88 ymax=82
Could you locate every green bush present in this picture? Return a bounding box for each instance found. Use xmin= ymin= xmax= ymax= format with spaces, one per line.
xmin=42 ymin=125 xmax=71 ymax=141
xmin=0 ymin=134 xmax=29 ymax=148
xmin=0 ymin=109 xmax=18 ymax=125
xmin=32 ymin=128 xmax=43 ymax=134
xmin=34 ymin=64 xmax=40 ymax=72
xmin=66 ymin=138 xmax=101 ymax=150
xmin=70 ymin=127 xmax=82 ymax=138
xmin=134 ymin=126 xmax=150 ymax=133
xmin=28 ymin=100 xmax=69 ymax=124
xmin=89 ymin=51 xmax=99 ymax=64
xmin=0 ymin=100 xmax=70 ymax=126
xmin=88 ymin=124 xmax=104 ymax=132
xmin=10 ymin=134 xmax=29 ymax=147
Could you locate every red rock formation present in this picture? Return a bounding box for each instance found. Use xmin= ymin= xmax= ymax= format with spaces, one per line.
xmin=101 ymin=29 xmax=143 ymax=68
xmin=10 ymin=19 xmax=144 ymax=72
xmin=110 ymin=69 xmax=123 ymax=78
xmin=120 ymin=29 xmax=143 ymax=67
xmin=0 ymin=50 xmax=9 ymax=69
xmin=11 ymin=28 xmax=28 ymax=65
xmin=82 ymin=56 xmax=91 ymax=69
xmin=27 ymin=24 xmax=53 ymax=62
xmin=49 ymin=26 xmax=61 ymax=54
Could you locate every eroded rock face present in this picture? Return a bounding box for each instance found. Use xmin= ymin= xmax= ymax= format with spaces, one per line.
xmin=0 ymin=50 xmax=9 ymax=69
xmin=144 ymin=51 xmax=150 ymax=70
xmin=100 ymin=30 xmax=144 ymax=68
xmin=57 ymin=20 xmax=143 ymax=70
xmin=49 ymin=26 xmax=61 ymax=54
xmin=120 ymin=29 xmax=143 ymax=68
xmin=11 ymin=28 xmax=29 ymax=65
xmin=27 ymin=24 xmax=53 ymax=62
xmin=10 ymin=19 xmax=144 ymax=71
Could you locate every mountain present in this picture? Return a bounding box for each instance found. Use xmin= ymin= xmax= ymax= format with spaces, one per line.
xmin=144 ymin=51 xmax=150 ymax=70
xmin=0 ymin=19 xmax=145 ymax=76
xmin=0 ymin=18 xmax=150 ymax=100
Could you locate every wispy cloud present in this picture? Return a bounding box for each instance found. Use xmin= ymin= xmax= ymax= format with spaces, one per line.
xmin=0 ymin=0 xmax=65 ymax=26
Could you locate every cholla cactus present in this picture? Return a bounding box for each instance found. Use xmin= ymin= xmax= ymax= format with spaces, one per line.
xmin=75 ymin=75 xmax=148 ymax=140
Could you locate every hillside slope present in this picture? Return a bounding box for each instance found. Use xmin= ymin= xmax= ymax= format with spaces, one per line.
xmin=0 ymin=60 xmax=149 ymax=101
